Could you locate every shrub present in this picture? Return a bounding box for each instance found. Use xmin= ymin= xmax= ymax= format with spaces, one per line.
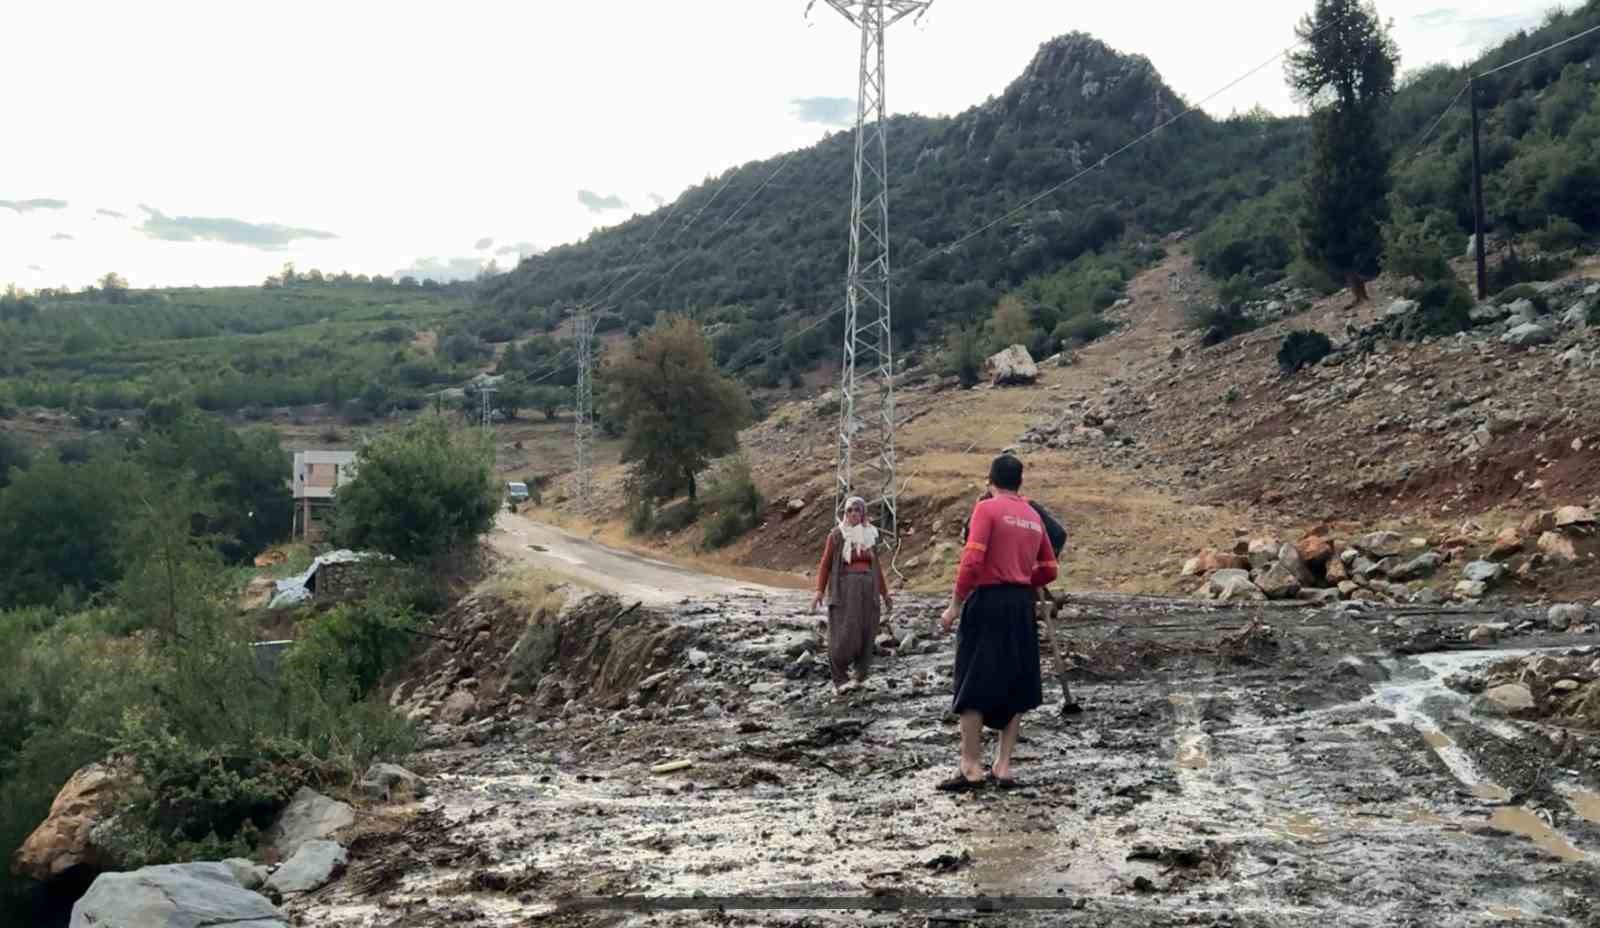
xmin=652 ymin=498 xmax=701 ymax=535
xmin=334 ymin=416 xmax=498 ymax=562
xmin=1052 ymin=313 xmax=1114 ymax=349
xmin=701 ymin=457 xmax=763 ymax=550
xmin=1488 ymin=249 xmax=1574 ymax=290
xmin=1495 ymin=284 xmax=1548 ymax=313
xmin=941 ymin=326 xmax=984 ymax=388
xmin=1534 ymin=217 xmax=1587 ymax=252
xmin=1218 ymin=273 xmax=1265 ymax=308
xmin=1396 ymin=276 xmax=1473 ymax=340
xmin=288 ymin=597 xmax=418 ymax=697
xmin=626 ymin=494 xmax=655 ymax=536
xmin=1277 ymin=330 xmax=1333 ymax=374
xmin=1381 ymin=206 xmax=1457 ymax=281
xmin=1186 ymin=303 xmax=1258 ymax=346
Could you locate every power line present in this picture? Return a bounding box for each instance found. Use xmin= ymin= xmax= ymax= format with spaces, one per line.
xmin=1475 ymin=21 xmax=1600 ymax=79
xmin=1399 ymin=80 xmax=1470 ymax=163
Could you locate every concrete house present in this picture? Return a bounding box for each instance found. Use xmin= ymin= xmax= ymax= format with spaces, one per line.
xmin=291 ymin=450 xmax=357 ymax=539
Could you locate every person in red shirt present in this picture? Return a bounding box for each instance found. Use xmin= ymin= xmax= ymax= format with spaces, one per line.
xmin=937 ymin=454 xmax=1057 ymax=791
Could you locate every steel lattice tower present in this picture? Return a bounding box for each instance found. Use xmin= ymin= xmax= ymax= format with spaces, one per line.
xmin=573 ymin=306 xmax=598 ymax=511
xmin=821 ymin=0 xmax=930 ymax=535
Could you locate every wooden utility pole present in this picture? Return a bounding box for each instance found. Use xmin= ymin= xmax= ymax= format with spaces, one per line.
xmin=1469 ymin=76 xmax=1488 ymax=300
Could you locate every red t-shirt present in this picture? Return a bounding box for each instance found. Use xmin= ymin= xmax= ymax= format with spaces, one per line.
xmin=954 ymin=495 xmax=1058 ymax=601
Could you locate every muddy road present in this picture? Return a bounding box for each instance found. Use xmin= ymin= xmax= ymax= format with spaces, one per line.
xmin=296 ymin=593 xmax=1600 ymax=927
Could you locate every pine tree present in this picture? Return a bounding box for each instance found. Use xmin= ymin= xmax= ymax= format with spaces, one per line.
xmin=1286 ymin=0 xmax=1399 ymax=303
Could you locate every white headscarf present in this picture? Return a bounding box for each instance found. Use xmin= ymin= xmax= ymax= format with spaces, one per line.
xmin=837 ymin=496 xmax=879 ymax=562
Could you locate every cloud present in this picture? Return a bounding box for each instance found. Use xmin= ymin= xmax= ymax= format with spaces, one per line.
xmin=790 ymin=96 xmax=856 ymax=127
xmin=51 ymin=233 xmax=74 ymax=241
xmin=27 ymin=264 xmax=43 ymax=272
xmin=1412 ymin=8 xmax=1546 ymax=50
xmin=96 ymin=208 xmax=126 ymax=219
xmin=135 ymin=204 xmax=338 ymax=250
xmin=494 ymin=241 xmax=538 ymax=257
xmin=648 ymin=193 xmax=666 ymax=207
xmin=474 ymin=237 xmax=494 ymax=250
xmin=577 ymin=190 xmax=628 ymax=213
xmin=0 ymin=198 xmax=69 ymax=213
xmin=392 ymin=256 xmax=486 ymax=283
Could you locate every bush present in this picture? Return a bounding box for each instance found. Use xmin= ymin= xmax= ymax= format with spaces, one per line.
xmin=652 ymin=498 xmax=701 ymax=535
xmin=288 ymin=597 xmax=418 ymax=697
xmin=1187 ymin=303 xmax=1258 ymax=346
xmin=701 ymin=457 xmax=763 ymax=550
xmin=1052 ymin=313 xmax=1114 ymax=349
xmin=1534 ymin=217 xmax=1587 ymax=252
xmin=1277 ymin=330 xmax=1333 ymax=374
xmin=1218 ymin=273 xmax=1265 ymax=308
xmin=1396 ymin=276 xmax=1473 ymax=340
xmin=1381 ymin=205 xmax=1458 ymax=280
xmin=941 ymin=326 xmax=984 ymax=388
xmin=334 ymin=416 xmax=498 ymax=562
xmin=1495 ymin=284 xmax=1548 ymax=313
xmin=1488 ymin=248 xmax=1574 ymax=290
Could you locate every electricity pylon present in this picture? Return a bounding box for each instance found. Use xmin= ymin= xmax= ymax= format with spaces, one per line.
xmin=818 ymin=0 xmax=931 ymax=536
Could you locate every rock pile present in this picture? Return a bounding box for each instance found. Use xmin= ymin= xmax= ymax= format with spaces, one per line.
xmin=1445 ymin=643 xmax=1600 ymax=730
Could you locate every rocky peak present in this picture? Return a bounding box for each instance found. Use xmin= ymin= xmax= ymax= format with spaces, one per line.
xmin=991 ymin=32 xmax=1184 ymax=133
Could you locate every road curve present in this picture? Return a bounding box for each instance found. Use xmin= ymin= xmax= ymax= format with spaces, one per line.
xmin=489 ymin=511 xmax=797 ymax=606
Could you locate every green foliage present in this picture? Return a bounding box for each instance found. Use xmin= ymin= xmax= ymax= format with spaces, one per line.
xmin=1277 ymin=330 xmax=1334 ymax=374
xmin=0 ymin=451 xmax=140 ymax=609
xmin=1534 ymin=217 xmax=1588 ymax=251
xmin=286 ymin=596 xmax=418 ymax=698
xmin=0 ymin=430 xmax=28 ymax=488
xmin=988 ymin=296 xmax=1035 ymax=353
xmin=1382 ymin=204 xmax=1459 ymax=280
xmin=1192 ymin=188 xmax=1298 ymax=279
xmin=605 ymin=316 xmax=751 ymax=502
xmin=700 ymin=456 xmax=763 ymax=550
xmin=334 ymin=415 xmax=499 ymax=562
xmin=1288 ymin=0 xmax=1398 ymax=295
xmin=1187 ymin=303 xmax=1259 ymax=346
xmin=1487 ymin=248 xmax=1575 ymax=290
xmin=1396 ymin=275 xmax=1474 ymax=340
xmin=941 ymin=325 xmax=985 ymax=388
xmin=1052 ymin=313 xmax=1115 ymax=348
xmin=1495 ymin=284 xmax=1549 ymax=313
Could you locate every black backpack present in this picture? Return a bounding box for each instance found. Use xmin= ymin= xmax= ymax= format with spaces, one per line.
xmin=961 ymin=498 xmax=1067 ymax=557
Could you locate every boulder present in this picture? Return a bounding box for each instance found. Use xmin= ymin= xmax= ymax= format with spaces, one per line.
xmin=1462 ymin=560 xmax=1505 ymax=584
xmin=1206 ymin=569 xmax=1265 ymax=602
xmin=1521 ymin=511 xmax=1558 ymax=536
xmin=13 ymin=762 xmax=125 ymax=881
xmin=1489 ymin=526 xmax=1524 ymax=560
xmin=1256 ymin=563 xmax=1301 ymax=600
xmin=222 ymin=858 xmax=270 ymax=892
xmin=1506 ymin=298 xmax=1539 ymax=324
xmin=264 ymin=839 xmax=348 ymax=895
xmin=1185 ymin=548 xmax=1249 ymax=575
xmin=268 ymin=787 xmax=355 ymax=859
xmin=1538 ymin=531 xmax=1579 ymax=563
xmin=987 ymin=345 xmax=1039 ymax=386
xmin=1478 ymin=683 xmax=1536 ymax=717
xmin=1337 ymin=580 xmax=1360 ymax=597
xmin=359 ymin=763 xmax=426 ymax=803
xmin=438 ymin=688 xmax=477 ymax=725
xmin=1548 ymin=604 xmax=1586 ymax=631
xmin=1385 ymin=298 xmax=1419 ymax=319
xmin=1554 ymin=506 xmax=1595 ymax=529
xmin=784 ymin=498 xmax=807 ymax=516
xmin=69 ymin=862 xmax=285 ymax=928
xmin=1297 ymin=588 xmax=1341 ymax=605
xmin=1387 ymin=551 xmax=1443 ymax=582
xmin=1467 ymin=624 xmax=1499 ymax=644
xmin=1277 ymin=544 xmax=1318 ymax=587
xmin=1455 ymin=580 xmax=1488 ymax=600
xmin=1324 ymin=557 xmax=1350 ymax=584
xmin=1564 ymin=302 xmax=1590 ymax=329
xmin=1469 ymin=302 xmax=1509 ymax=325
xmin=1354 ymin=531 xmax=1406 ymax=558
xmin=1294 ymin=533 xmax=1335 ymax=567
xmin=1246 ymin=538 xmax=1284 ymax=571
xmin=1501 ymin=322 xmax=1553 ymax=349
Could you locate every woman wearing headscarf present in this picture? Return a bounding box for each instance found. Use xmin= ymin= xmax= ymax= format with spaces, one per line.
xmin=811 ymin=496 xmax=894 ymax=688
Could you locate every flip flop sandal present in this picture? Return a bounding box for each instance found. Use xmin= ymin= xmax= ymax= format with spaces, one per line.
xmin=991 ymin=775 xmax=1023 ymax=790
xmin=935 ymin=772 xmax=986 ymax=793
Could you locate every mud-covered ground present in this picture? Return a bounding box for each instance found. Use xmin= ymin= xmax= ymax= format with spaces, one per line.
xmin=294 ymin=593 xmax=1600 ymax=927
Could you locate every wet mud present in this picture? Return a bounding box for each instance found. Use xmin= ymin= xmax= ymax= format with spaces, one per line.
xmin=295 ymin=594 xmax=1600 ymax=927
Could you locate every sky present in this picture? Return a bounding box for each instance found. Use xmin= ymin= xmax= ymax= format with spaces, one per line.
xmin=0 ymin=0 xmax=1570 ymax=290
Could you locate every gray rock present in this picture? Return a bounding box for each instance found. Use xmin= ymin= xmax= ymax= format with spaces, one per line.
xmin=685 ymin=648 xmax=710 ymax=667
xmin=1563 ymin=302 xmax=1589 ymax=329
xmin=1387 ymin=551 xmax=1443 ymax=582
xmin=268 ymin=787 xmax=355 ymax=858
xmin=1506 ymin=298 xmax=1539 ymax=324
xmin=222 ymin=857 xmax=270 ymax=892
xmin=1412 ymin=588 xmax=1445 ymax=606
xmin=1501 ymin=322 xmax=1553 ymax=349
xmin=438 ymin=688 xmax=477 ymax=725
xmin=1385 ymin=298 xmax=1419 ymax=319
xmin=1256 ymin=563 xmax=1301 ymax=600
xmin=1469 ymin=303 xmax=1509 ymax=325
xmin=988 ymin=345 xmax=1039 ymax=386
xmin=1455 ymin=580 xmax=1488 ymax=599
xmin=1478 ymin=683 xmax=1536 ymax=717
xmin=1464 ymin=234 xmax=1478 ymax=259
xmin=1354 ymin=531 xmax=1406 ymax=558
xmin=70 ymin=862 xmax=285 ymax=928
xmin=1297 ymin=588 xmax=1341 ymax=605
xmin=1206 ymin=569 xmax=1265 ymax=602
xmin=265 ymin=839 xmax=347 ymax=895
xmin=1462 ymin=560 xmax=1505 ymax=584
xmin=1277 ymin=544 xmax=1317 ymax=587
xmin=1549 ymin=604 xmax=1586 ymax=631
xmin=359 ymin=763 xmax=426 ymax=803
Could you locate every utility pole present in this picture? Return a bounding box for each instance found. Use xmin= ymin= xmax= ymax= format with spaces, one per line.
xmin=1469 ymin=76 xmax=1488 ymax=300
xmin=573 ymin=305 xmax=598 ymax=511
xmin=819 ymin=0 xmax=931 ymax=537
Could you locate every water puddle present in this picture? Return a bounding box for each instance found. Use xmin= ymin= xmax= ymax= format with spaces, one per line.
xmin=1486 ymin=904 xmax=1531 ymax=920
xmin=1488 ymin=807 xmax=1585 ymax=862
xmin=1567 ymin=788 xmax=1600 ymax=826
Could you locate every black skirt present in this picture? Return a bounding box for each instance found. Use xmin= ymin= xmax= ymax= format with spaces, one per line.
xmin=951 ymin=584 xmax=1042 ymax=729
